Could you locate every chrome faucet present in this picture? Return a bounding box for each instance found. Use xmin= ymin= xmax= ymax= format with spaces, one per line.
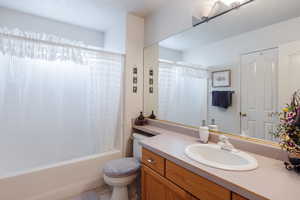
xmin=218 ymin=135 xmax=237 ymax=152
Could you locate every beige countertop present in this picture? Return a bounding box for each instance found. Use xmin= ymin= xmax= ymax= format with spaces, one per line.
xmin=134 ymin=124 xmax=300 ymax=200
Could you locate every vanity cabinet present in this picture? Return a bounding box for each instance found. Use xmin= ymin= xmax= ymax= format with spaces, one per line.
xmin=232 ymin=193 xmax=248 ymax=200
xmin=142 ymin=165 xmax=193 ymax=200
xmin=141 ymin=148 xmax=249 ymax=200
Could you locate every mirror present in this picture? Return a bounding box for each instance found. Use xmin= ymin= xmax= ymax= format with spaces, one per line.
xmin=143 ymin=0 xmax=300 ymax=142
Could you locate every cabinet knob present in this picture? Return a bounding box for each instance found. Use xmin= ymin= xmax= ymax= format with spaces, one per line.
xmin=147 ymin=159 xmax=156 ymax=164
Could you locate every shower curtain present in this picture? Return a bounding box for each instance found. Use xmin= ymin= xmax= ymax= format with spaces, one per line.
xmin=158 ymin=61 xmax=208 ymax=127
xmin=0 ymin=28 xmax=124 ymax=176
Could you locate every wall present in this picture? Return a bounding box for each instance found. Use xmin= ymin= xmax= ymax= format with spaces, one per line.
xmin=124 ymin=14 xmax=145 ymax=155
xmin=183 ymin=16 xmax=300 ymax=134
xmin=104 ymin=13 xmax=127 ymax=53
xmin=144 ymin=0 xmax=193 ymax=47
xmin=184 ymin=16 xmax=300 ymax=66
xmin=206 ymin=65 xmax=240 ymax=134
xmin=0 ymin=7 xmax=105 ymax=48
xmin=144 ymin=44 xmax=159 ymax=116
xmin=159 ymin=46 xmax=183 ymax=62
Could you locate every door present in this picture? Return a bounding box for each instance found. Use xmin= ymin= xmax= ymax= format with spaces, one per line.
xmin=141 ymin=165 xmax=192 ymax=200
xmin=241 ymin=49 xmax=278 ymax=140
xmin=278 ymin=41 xmax=300 ymax=110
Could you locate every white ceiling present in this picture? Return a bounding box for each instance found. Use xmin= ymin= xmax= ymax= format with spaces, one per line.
xmin=0 ymin=0 xmax=168 ymax=32
xmin=160 ymin=0 xmax=300 ymax=51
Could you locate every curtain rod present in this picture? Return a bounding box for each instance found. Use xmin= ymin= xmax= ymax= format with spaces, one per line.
xmin=0 ymin=33 xmax=125 ymax=57
xmin=159 ymin=59 xmax=208 ymax=71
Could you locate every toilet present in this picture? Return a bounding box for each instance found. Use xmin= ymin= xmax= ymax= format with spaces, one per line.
xmin=103 ymin=133 xmax=149 ymax=200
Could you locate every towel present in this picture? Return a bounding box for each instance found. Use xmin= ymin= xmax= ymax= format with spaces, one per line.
xmin=212 ymin=91 xmax=233 ymax=109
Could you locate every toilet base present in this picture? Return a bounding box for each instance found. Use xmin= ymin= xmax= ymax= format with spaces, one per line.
xmin=104 ymin=174 xmax=137 ymax=200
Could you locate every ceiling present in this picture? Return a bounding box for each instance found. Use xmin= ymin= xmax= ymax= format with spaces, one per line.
xmin=160 ymin=0 xmax=300 ymax=51
xmin=0 ymin=0 xmax=168 ymax=32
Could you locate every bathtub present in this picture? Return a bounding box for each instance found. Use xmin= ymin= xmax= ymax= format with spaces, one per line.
xmin=0 ymin=150 xmax=122 ymax=200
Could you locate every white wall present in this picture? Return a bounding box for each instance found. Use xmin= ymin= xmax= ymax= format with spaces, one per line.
xmin=183 ymin=16 xmax=300 ymax=134
xmin=159 ymin=46 xmax=183 ymax=62
xmin=184 ymin=16 xmax=300 ymax=66
xmin=104 ymin=13 xmax=127 ymax=53
xmin=144 ymin=0 xmax=193 ymax=47
xmin=144 ymin=44 xmax=159 ymax=116
xmin=0 ymin=7 xmax=105 ymax=48
xmin=124 ymin=14 xmax=145 ymax=155
xmin=206 ymin=65 xmax=240 ymax=134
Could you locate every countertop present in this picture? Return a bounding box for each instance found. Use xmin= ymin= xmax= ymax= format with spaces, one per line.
xmin=134 ymin=124 xmax=300 ymax=200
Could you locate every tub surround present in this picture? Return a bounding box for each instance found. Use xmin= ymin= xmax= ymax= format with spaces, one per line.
xmin=133 ymin=120 xmax=299 ymax=200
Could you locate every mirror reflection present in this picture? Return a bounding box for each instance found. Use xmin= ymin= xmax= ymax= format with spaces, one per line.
xmin=143 ymin=0 xmax=300 ymax=142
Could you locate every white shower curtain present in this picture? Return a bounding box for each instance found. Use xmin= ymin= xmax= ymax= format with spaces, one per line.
xmin=0 ymin=28 xmax=124 ymax=176
xmin=158 ymin=61 xmax=208 ymax=127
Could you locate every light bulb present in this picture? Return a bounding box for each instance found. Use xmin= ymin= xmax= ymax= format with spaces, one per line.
xmin=220 ymin=0 xmax=244 ymax=6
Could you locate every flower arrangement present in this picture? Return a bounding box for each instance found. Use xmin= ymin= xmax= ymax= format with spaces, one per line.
xmin=273 ymin=90 xmax=300 ymax=153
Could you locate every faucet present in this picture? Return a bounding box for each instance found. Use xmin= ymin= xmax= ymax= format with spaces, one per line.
xmin=218 ymin=135 xmax=238 ymax=152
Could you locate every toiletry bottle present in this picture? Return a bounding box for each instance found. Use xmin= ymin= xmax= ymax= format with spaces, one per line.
xmin=208 ymin=119 xmax=218 ymax=131
xmin=135 ymin=112 xmax=146 ymax=126
xmin=199 ymin=126 xmax=210 ymax=144
xmin=149 ymin=110 xmax=156 ymax=119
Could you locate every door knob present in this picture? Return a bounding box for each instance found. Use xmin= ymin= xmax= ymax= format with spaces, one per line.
xmin=240 ymin=112 xmax=247 ymax=117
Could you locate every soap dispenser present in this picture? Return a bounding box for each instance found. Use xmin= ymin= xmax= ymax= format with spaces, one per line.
xmin=199 ymin=120 xmax=209 ymax=144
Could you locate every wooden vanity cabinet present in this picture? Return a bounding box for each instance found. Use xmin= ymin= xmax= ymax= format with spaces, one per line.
xmin=141 ymin=148 xmax=249 ymax=200
xmin=142 ymin=165 xmax=193 ymax=200
xmin=232 ymin=193 xmax=248 ymax=200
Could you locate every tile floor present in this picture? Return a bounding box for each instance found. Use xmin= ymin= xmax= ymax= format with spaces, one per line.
xmin=68 ymin=186 xmax=138 ymax=200
xmin=68 ymin=189 xmax=111 ymax=200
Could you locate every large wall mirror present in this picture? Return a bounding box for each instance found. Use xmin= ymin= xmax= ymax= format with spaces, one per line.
xmin=143 ymin=0 xmax=300 ymax=143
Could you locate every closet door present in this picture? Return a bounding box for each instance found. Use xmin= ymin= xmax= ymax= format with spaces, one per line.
xmin=241 ymin=49 xmax=278 ymax=140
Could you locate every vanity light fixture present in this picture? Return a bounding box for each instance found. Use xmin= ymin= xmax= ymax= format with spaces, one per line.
xmin=193 ymin=0 xmax=254 ymax=27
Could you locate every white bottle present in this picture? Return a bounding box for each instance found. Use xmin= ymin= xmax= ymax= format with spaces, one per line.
xmin=199 ymin=126 xmax=210 ymax=144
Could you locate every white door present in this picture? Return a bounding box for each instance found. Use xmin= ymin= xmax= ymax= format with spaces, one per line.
xmin=241 ymin=49 xmax=278 ymax=140
xmin=278 ymin=41 xmax=300 ymax=110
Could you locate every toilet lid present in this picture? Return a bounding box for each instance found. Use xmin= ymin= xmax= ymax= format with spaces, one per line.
xmin=103 ymin=158 xmax=140 ymax=178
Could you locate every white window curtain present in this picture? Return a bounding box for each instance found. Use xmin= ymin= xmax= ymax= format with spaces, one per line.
xmin=0 ymin=28 xmax=124 ymax=176
xmin=158 ymin=61 xmax=208 ymax=127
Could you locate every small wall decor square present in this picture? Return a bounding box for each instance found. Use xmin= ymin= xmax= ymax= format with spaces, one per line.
xmin=212 ymin=70 xmax=231 ymax=87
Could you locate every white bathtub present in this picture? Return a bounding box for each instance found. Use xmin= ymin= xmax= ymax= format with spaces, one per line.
xmin=0 ymin=150 xmax=122 ymax=200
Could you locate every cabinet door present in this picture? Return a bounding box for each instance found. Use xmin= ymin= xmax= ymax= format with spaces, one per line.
xmin=142 ymin=165 xmax=192 ymax=200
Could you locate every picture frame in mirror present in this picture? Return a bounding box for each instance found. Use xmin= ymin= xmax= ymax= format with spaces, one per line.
xmin=212 ymin=70 xmax=231 ymax=88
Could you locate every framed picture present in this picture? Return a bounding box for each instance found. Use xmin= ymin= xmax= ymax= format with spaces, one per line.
xmin=212 ymin=70 xmax=231 ymax=87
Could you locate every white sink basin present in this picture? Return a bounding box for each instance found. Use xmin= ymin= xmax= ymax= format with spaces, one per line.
xmin=185 ymin=144 xmax=258 ymax=171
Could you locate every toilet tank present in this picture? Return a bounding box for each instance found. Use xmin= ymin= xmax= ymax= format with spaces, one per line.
xmin=133 ymin=133 xmax=150 ymax=161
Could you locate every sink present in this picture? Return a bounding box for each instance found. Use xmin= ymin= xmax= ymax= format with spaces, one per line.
xmin=185 ymin=144 xmax=258 ymax=171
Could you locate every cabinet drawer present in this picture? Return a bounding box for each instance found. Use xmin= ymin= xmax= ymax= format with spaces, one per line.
xmin=142 ymin=148 xmax=165 ymax=176
xmin=166 ymin=160 xmax=231 ymax=200
xmin=232 ymin=193 xmax=248 ymax=200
